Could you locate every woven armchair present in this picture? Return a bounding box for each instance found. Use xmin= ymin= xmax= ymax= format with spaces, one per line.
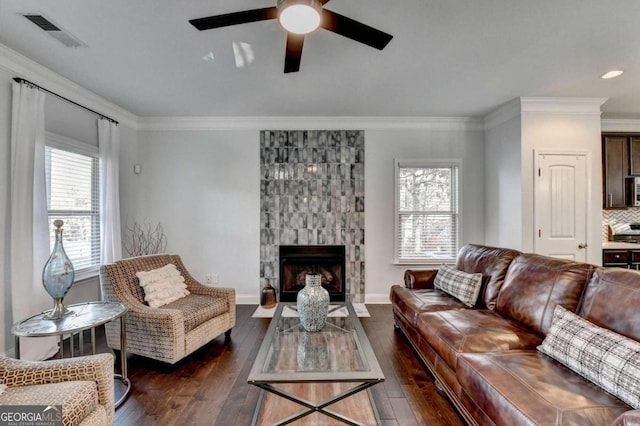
xmin=0 ymin=354 xmax=114 ymax=426
xmin=100 ymin=254 xmax=236 ymax=364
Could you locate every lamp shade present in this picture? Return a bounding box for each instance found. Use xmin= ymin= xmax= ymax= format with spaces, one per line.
xmin=278 ymin=0 xmax=322 ymax=35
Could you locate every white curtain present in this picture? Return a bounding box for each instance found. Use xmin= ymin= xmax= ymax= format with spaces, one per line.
xmin=99 ymin=119 xmax=122 ymax=264
xmin=10 ymin=81 xmax=59 ymax=360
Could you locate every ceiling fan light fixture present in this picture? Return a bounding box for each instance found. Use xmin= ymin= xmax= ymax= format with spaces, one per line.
xmin=278 ymin=0 xmax=322 ymax=35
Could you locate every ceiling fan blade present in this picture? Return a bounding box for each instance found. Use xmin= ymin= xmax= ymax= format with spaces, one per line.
xmin=189 ymin=7 xmax=278 ymax=31
xmin=320 ymin=0 xmax=331 ymax=4
xmin=284 ymin=34 xmax=305 ymax=73
xmin=320 ymin=9 xmax=393 ymax=50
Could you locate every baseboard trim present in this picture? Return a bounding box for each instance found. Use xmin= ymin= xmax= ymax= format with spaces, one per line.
xmin=236 ymin=294 xmax=260 ymax=305
xmin=364 ymin=294 xmax=391 ymax=304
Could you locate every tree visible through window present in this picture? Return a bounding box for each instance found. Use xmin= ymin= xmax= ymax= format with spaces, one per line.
xmin=45 ymin=136 xmax=101 ymax=279
xmin=395 ymin=161 xmax=460 ymax=262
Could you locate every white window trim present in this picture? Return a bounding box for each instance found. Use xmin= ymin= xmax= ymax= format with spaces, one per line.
xmin=46 ymin=131 xmax=98 ymax=156
xmin=393 ymin=158 xmax=463 ymax=265
xmin=45 ymin=132 xmax=100 ymax=281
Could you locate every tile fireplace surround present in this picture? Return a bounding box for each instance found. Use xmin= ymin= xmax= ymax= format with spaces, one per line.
xmin=259 ymin=130 xmax=365 ymax=302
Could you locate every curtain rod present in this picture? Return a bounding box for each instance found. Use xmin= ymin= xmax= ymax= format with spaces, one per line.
xmin=13 ymin=77 xmax=119 ymax=125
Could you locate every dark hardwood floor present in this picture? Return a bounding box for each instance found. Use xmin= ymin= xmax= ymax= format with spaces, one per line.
xmin=102 ymin=304 xmax=463 ymax=425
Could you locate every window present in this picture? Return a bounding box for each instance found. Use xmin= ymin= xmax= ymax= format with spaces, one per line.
xmin=45 ymin=133 xmax=100 ymax=280
xmin=394 ymin=159 xmax=460 ymax=263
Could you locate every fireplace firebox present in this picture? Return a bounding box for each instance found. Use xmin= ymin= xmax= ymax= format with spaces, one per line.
xmin=279 ymin=245 xmax=346 ymax=302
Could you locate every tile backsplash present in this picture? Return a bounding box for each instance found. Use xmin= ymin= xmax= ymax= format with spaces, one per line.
xmin=259 ymin=130 xmax=365 ymax=302
xmin=602 ymin=208 xmax=640 ymax=241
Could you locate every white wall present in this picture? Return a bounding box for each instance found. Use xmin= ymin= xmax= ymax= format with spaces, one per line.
xmin=130 ymin=130 xmax=261 ymax=304
xmin=521 ymin=108 xmax=603 ymax=264
xmin=484 ymin=114 xmax=522 ymax=248
xmin=364 ymin=127 xmax=485 ymax=302
xmin=126 ymin=124 xmax=486 ymax=304
xmin=483 ymin=98 xmax=604 ymax=265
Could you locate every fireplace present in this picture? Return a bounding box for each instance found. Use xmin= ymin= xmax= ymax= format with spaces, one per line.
xmin=279 ymin=245 xmax=346 ymax=302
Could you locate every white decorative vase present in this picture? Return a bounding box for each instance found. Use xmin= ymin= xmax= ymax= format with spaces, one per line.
xmin=297 ymin=274 xmax=330 ymax=332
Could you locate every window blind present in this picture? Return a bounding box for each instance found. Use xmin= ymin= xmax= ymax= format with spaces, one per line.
xmin=396 ymin=163 xmax=459 ymax=262
xmin=45 ymin=144 xmax=101 ymax=278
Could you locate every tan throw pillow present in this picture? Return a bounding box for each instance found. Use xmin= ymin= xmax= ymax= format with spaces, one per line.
xmin=434 ymin=264 xmax=483 ymax=307
xmin=136 ymin=263 xmax=190 ymax=308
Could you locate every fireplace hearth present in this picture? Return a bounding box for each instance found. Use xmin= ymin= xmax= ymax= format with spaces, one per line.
xmin=279 ymin=245 xmax=346 ymax=302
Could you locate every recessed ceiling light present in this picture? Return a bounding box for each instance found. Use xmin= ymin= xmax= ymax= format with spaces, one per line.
xmin=601 ymin=70 xmax=624 ymax=79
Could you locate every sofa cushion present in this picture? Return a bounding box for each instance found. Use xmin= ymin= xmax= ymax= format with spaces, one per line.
xmin=0 ymin=381 xmax=99 ymax=426
xmin=390 ymin=285 xmax=468 ymax=327
xmin=162 ymin=294 xmax=228 ymax=333
xmin=580 ymin=268 xmax=640 ymax=341
xmin=417 ymin=309 xmax=543 ymax=371
xmin=434 ymin=265 xmax=483 ymax=307
xmin=457 ymin=350 xmax=631 ymax=426
xmin=495 ymin=253 xmax=594 ymax=336
xmin=455 ymin=244 xmax=522 ymax=309
xmin=539 ymin=305 xmax=640 ymax=409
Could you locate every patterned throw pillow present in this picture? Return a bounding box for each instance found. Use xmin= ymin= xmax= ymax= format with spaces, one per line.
xmin=538 ymin=305 xmax=640 ymax=409
xmin=433 ymin=264 xmax=483 ymax=307
xmin=136 ymin=263 xmax=190 ymax=308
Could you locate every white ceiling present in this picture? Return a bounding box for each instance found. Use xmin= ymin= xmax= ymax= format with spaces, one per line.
xmin=1 ymin=0 xmax=639 ymax=118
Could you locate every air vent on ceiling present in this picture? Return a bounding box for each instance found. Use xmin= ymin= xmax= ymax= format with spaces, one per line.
xmin=20 ymin=13 xmax=87 ymax=48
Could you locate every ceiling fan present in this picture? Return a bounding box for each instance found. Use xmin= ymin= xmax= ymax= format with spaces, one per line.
xmin=189 ymin=0 xmax=393 ymax=73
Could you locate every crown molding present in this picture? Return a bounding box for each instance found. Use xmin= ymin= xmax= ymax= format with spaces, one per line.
xmin=0 ymin=42 xmax=138 ymax=128
xmin=483 ymin=99 xmax=522 ymax=131
xmin=601 ymin=119 xmax=640 ymax=132
xmin=520 ymin=97 xmax=607 ymax=114
xmin=484 ymin=97 xmax=608 ymax=131
xmin=137 ymin=116 xmax=484 ymax=131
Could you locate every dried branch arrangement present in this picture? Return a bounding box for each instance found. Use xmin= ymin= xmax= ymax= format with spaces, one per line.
xmin=123 ymin=219 xmax=168 ymax=257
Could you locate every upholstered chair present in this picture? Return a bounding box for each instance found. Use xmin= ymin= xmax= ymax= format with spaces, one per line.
xmin=0 ymin=353 xmax=114 ymax=426
xmin=99 ymin=254 xmax=236 ymax=364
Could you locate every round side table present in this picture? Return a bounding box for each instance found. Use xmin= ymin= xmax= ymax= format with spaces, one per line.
xmin=11 ymin=301 xmax=131 ymax=408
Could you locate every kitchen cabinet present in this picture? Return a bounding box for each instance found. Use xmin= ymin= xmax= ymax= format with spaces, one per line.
xmin=602 ymin=248 xmax=640 ymax=269
xmin=631 ymin=137 xmax=640 ymax=175
xmin=602 ymin=135 xmax=629 ymax=208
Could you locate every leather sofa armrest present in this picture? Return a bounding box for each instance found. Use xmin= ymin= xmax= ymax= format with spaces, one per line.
xmin=404 ymin=269 xmax=438 ymax=289
xmin=613 ymin=410 xmax=640 ymax=426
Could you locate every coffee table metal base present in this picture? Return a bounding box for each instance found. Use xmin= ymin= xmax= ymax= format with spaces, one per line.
xmin=251 ymin=380 xmax=382 ymax=426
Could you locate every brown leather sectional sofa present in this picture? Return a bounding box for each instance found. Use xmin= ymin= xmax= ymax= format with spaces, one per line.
xmin=390 ymin=244 xmax=640 ymax=426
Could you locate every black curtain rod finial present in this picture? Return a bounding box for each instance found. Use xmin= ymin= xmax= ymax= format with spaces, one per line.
xmin=13 ymin=77 xmax=119 ymax=125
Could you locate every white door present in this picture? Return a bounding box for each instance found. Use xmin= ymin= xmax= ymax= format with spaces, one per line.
xmin=535 ymin=153 xmax=588 ymax=261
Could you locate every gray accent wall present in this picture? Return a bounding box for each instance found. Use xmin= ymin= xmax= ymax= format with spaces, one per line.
xmin=260 ymin=130 xmax=365 ymax=302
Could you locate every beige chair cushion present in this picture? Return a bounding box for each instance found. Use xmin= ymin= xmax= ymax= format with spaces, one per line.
xmin=0 ymin=381 xmax=99 ymax=426
xmin=162 ymin=294 xmax=228 ymax=332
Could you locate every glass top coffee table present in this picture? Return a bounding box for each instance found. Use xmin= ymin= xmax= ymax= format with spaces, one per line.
xmin=248 ymin=302 xmax=384 ymax=425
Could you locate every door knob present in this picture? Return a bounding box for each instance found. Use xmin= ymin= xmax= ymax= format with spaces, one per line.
xmin=578 ymin=243 xmax=588 ymax=249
